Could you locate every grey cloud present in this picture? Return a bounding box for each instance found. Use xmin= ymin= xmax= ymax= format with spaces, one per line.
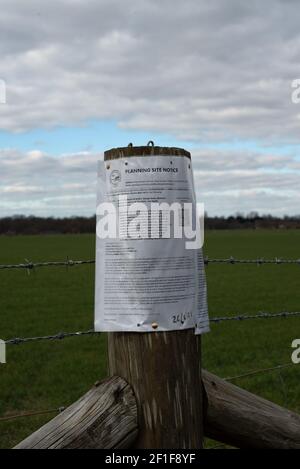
xmin=0 ymin=0 xmax=300 ymax=141
xmin=0 ymin=147 xmax=299 ymax=216
xmin=0 ymin=149 xmax=99 ymax=216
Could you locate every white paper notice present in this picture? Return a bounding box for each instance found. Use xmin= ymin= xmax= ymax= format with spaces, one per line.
xmin=95 ymin=155 xmax=209 ymax=333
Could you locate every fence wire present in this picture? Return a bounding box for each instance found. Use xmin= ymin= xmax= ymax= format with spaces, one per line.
xmin=1 ymin=256 xmax=300 ymax=271
xmin=3 ymin=311 xmax=300 ymax=345
xmin=204 ymin=256 xmax=300 ymax=265
xmin=0 ymin=407 xmax=65 ymax=423
xmin=5 ymin=329 xmax=98 ymax=345
xmin=0 ymin=259 xmax=95 ymax=271
xmin=224 ymin=363 xmax=295 ymax=381
xmin=210 ymin=311 xmax=300 ymax=323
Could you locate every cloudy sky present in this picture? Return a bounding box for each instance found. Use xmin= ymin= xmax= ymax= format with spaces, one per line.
xmin=1 ymin=0 xmax=300 ymax=217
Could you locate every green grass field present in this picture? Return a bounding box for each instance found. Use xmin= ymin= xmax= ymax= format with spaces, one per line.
xmin=0 ymin=230 xmax=299 ymax=448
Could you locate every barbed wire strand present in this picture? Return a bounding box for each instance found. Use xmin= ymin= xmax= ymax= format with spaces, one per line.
xmin=0 ymin=259 xmax=95 ymax=271
xmin=3 ymin=311 xmax=300 ymax=345
xmin=0 ymin=407 xmax=65 ymax=423
xmin=5 ymin=329 xmax=99 ymax=345
xmin=210 ymin=311 xmax=300 ymax=323
xmin=1 ymin=256 xmax=300 ymax=271
xmin=204 ymin=256 xmax=300 ymax=265
xmin=224 ymin=362 xmax=296 ymax=381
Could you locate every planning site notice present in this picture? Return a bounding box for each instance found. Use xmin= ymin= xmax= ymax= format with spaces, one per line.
xmin=95 ymin=154 xmax=209 ymax=334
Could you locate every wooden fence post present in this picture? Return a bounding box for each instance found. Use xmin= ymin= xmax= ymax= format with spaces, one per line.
xmin=105 ymin=146 xmax=203 ymax=449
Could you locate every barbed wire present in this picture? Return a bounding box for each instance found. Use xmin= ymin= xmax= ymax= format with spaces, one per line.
xmin=4 ymin=329 xmax=99 ymax=345
xmin=1 ymin=256 xmax=300 ymax=271
xmin=223 ymin=363 xmax=296 ymax=381
xmin=0 ymin=259 xmax=95 ymax=271
xmin=0 ymin=407 xmax=65 ymax=423
xmin=204 ymin=256 xmax=300 ymax=265
xmin=3 ymin=311 xmax=300 ymax=345
xmin=210 ymin=311 xmax=300 ymax=323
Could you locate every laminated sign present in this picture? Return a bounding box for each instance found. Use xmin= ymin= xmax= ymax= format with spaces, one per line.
xmin=95 ymin=149 xmax=209 ymax=334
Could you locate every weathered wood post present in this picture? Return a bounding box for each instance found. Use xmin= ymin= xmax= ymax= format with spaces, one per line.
xmin=105 ymin=145 xmax=203 ymax=449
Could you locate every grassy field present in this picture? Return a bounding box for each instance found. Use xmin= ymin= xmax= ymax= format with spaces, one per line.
xmin=0 ymin=230 xmax=299 ymax=448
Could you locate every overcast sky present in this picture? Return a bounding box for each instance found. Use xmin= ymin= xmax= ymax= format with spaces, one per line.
xmin=1 ymin=0 xmax=300 ymax=217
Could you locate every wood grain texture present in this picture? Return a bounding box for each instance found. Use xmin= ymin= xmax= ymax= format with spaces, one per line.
xmin=108 ymin=331 xmax=203 ymax=449
xmin=105 ymin=145 xmax=191 ymax=160
xmin=15 ymin=376 xmax=138 ymax=449
xmin=203 ymin=370 xmax=300 ymax=449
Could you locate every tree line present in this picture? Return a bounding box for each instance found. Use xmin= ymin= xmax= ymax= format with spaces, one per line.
xmin=0 ymin=213 xmax=300 ymax=235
